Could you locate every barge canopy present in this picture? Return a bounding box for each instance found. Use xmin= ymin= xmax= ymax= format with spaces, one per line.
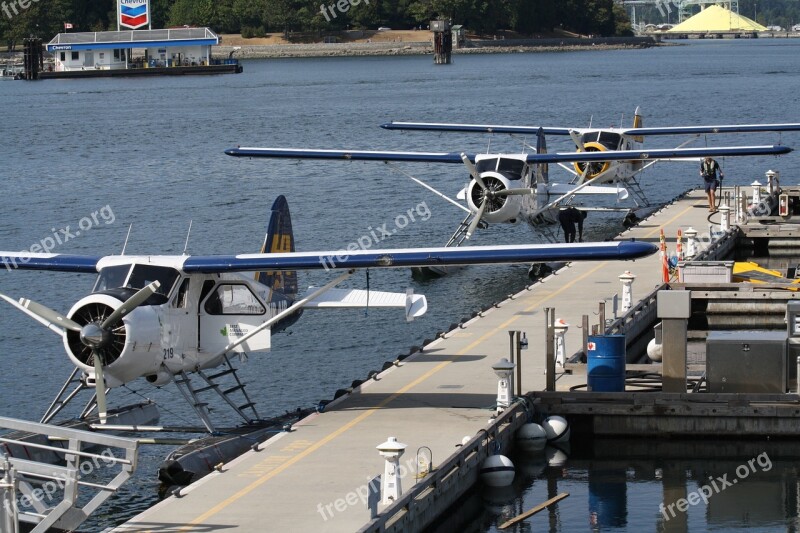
xmin=46 ymin=28 xmax=225 ymax=72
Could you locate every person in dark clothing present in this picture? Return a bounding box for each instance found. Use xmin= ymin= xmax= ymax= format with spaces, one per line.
xmin=700 ymin=156 xmax=724 ymax=212
xmin=558 ymin=207 xmax=587 ymax=243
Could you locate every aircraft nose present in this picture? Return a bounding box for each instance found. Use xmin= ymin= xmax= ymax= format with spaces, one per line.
xmin=80 ymin=323 xmax=110 ymax=349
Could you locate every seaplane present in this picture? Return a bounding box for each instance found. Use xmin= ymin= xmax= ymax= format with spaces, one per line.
xmin=224 ymin=129 xmax=792 ymax=268
xmin=0 ymin=195 xmax=657 ymax=443
xmin=381 ymin=109 xmax=800 ymax=193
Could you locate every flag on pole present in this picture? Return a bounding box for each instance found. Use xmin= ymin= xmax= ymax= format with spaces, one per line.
xmin=64 ymin=23 xmax=73 ymax=29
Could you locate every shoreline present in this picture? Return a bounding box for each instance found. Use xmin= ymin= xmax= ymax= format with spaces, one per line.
xmin=214 ymin=36 xmax=659 ymax=60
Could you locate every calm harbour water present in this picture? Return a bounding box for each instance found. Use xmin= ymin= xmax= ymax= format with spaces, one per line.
xmin=1 ymin=39 xmax=800 ymax=531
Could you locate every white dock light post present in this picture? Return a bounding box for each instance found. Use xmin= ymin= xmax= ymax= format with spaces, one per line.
xmin=751 ymin=180 xmax=763 ymax=207
xmin=719 ymin=205 xmax=731 ymax=232
xmin=377 ymin=437 xmax=407 ymax=505
xmin=553 ymin=319 xmax=569 ymax=368
xmin=684 ymin=228 xmax=698 ymax=259
xmin=766 ymin=170 xmax=779 ymax=194
xmin=492 ymin=358 xmax=516 ymax=412
xmin=619 ymin=271 xmax=636 ymax=313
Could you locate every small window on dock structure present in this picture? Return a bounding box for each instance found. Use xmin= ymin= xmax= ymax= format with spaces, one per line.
xmin=60 ymin=52 xmax=65 ymax=61
xmin=71 ymin=51 xmax=79 ymax=61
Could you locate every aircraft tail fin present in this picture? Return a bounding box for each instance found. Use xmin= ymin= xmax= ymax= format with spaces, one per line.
xmin=535 ymin=127 xmax=549 ymax=183
xmin=257 ymin=195 xmax=298 ymax=302
xmin=632 ymin=106 xmax=644 ymax=142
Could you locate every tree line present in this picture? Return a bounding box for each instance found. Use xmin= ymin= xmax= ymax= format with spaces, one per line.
xmin=2 ymin=0 xmax=633 ymax=50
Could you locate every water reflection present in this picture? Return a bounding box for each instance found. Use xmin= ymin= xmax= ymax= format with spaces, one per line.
xmin=446 ymin=439 xmax=800 ymax=532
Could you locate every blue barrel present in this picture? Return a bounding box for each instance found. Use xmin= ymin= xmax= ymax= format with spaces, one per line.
xmin=587 ymin=335 xmax=626 ymax=392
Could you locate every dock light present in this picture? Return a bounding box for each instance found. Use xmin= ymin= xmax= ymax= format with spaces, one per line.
xmin=377 ymin=437 xmax=407 ymax=504
xmin=553 ymin=319 xmax=569 ymax=368
xmin=618 ymin=271 xmax=636 ymax=313
xmin=719 ymin=205 xmax=731 ymax=232
xmin=751 ymin=180 xmax=763 ymax=206
xmin=766 ymin=170 xmax=779 ymax=194
xmin=519 ymin=332 xmax=528 ymax=350
xmin=492 ymin=358 xmax=516 ymax=412
xmin=684 ymin=228 xmax=698 ymax=258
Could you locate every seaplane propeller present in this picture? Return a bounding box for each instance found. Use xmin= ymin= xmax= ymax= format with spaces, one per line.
xmin=0 ymin=281 xmax=160 ymax=424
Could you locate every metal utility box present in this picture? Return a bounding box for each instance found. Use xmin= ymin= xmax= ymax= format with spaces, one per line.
xmin=706 ymin=331 xmax=787 ymax=393
xmin=786 ymin=301 xmax=800 ymax=383
xmin=678 ymin=261 xmax=733 ymax=283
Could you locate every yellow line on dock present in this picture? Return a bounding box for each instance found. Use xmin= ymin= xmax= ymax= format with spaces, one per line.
xmin=179 ymin=202 xmax=700 ymax=528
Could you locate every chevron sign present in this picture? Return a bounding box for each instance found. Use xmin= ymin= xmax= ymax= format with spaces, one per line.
xmin=119 ymin=0 xmax=149 ymax=29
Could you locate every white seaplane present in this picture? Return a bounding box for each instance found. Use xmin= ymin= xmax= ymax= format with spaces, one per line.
xmin=381 ymin=110 xmax=800 ymax=207
xmin=224 ymin=130 xmax=792 ymax=254
xmin=0 ymin=196 xmax=656 ymax=434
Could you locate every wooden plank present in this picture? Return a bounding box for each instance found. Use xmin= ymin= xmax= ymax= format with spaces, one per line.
xmin=498 ymin=492 xmax=570 ymax=529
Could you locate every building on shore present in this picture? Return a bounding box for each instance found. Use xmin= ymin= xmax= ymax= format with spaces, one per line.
xmin=43 ymin=28 xmax=241 ymax=78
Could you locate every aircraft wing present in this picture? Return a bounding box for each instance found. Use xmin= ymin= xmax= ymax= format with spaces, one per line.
xmin=226 ymin=145 xmax=791 ymax=164
xmin=380 ymin=121 xmax=800 ymax=137
xmin=622 ymin=124 xmax=800 ymax=136
xmin=179 ymin=242 xmax=655 ymax=272
xmin=0 ymin=253 xmax=101 ymax=273
xmin=380 ymin=122 xmax=573 ymax=135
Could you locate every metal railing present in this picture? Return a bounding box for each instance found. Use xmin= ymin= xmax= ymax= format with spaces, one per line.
xmin=0 ymin=416 xmax=139 ymax=533
xmin=49 ymin=28 xmax=218 ymax=46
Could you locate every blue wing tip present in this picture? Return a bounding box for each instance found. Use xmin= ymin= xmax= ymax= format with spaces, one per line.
xmin=225 ymin=148 xmax=240 ymax=156
xmin=620 ymin=240 xmax=658 ymax=258
xmin=380 ymin=123 xmax=393 ymax=129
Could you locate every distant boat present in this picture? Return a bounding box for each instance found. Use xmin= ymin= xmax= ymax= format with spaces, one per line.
xmin=0 ymin=62 xmax=24 ymax=80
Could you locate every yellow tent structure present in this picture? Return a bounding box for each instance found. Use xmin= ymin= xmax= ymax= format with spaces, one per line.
xmin=667 ymin=4 xmax=766 ymax=33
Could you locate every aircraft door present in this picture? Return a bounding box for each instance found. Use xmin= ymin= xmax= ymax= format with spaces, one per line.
xmin=199 ymin=282 xmax=272 ymax=355
xmin=159 ymin=277 xmax=197 ymax=372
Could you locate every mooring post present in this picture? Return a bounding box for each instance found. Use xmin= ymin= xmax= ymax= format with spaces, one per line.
xmin=582 ymin=315 xmax=589 ymax=361
xmin=598 ymin=301 xmax=606 ymax=334
xmin=657 ymin=290 xmax=691 ymax=393
xmin=431 ymin=19 xmax=453 ymax=64
xmin=545 ymin=308 xmax=555 ymax=391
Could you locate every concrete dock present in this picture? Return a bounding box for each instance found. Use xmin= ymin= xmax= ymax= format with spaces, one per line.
xmin=115 ymin=189 xmax=757 ymax=532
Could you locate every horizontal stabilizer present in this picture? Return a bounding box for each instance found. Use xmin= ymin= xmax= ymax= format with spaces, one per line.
xmin=547 ymin=183 xmax=629 ymax=200
xmin=300 ymin=287 xmax=427 ymax=321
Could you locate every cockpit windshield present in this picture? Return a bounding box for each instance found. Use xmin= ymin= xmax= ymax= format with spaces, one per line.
xmin=580 ymin=131 xmax=622 ymax=150
xmin=93 ymin=264 xmax=181 ymax=297
xmin=475 ymin=157 xmax=525 ymax=181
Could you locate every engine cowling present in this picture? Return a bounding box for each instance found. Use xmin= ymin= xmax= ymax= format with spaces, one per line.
xmin=572 ymin=142 xmax=612 ymax=181
xmin=63 ymin=293 xmax=163 ymax=388
xmin=466 ymin=172 xmax=522 ymax=224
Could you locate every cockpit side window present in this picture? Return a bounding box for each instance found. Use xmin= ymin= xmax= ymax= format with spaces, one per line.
xmin=497 ymin=158 xmax=525 ymax=180
xmin=93 ymin=265 xmax=131 ymax=293
xmin=204 ymin=284 xmax=265 ymax=315
xmin=173 ymin=278 xmax=191 ymax=309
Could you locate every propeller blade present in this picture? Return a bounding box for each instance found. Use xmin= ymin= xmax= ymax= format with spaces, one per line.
xmin=465 ymin=201 xmax=487 ymax=240
xmin=460 ymin=153 xmax=487 ymax=191
xmin=101 ymin=280 xmax=160 ymax=330
xmin=569 ymin=130 xmax=584 ymax=151
xmin=19 ymin=298 xmax=82 ymax=332
xmin=93 ymin=351 xmax=108 ymax=425
xmin=496 ymin=188 xmax=534 ymax=197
